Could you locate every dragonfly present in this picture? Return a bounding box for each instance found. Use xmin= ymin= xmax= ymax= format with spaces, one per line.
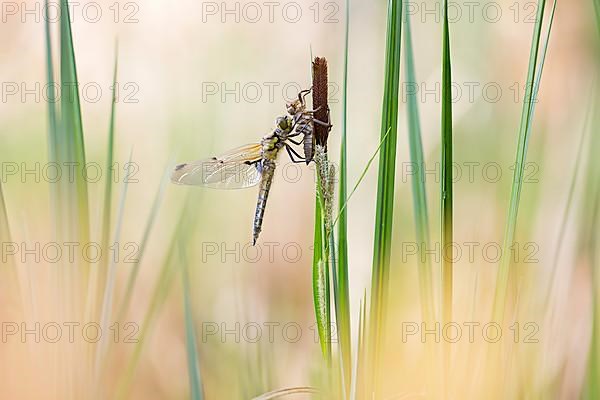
xmin=171 ymin=114 xmax=308 ymax=245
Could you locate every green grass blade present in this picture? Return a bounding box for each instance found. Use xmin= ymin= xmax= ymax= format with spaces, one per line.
xmin=335 ymin=0 xmax=352 ymax=395
xmin=594 ymin=0 xmax=600 ymax=37
xmin=404 ymin=0 xmax=434 ymax=326
xmin=440 ymin=0 xmax=454 ymax=378
xmin=116 ymin=191 xmax=199 ymax=399
xmin=117 ymin=164 xmax=171 ymax=321
xmin=59 ymin=0 xmax=90 ymax=247
xmin=526 ymin=0 xmax=557 ymax=133
xmin=44 ymin=0 xmax=58 ymax=165
xmin=96 ymin=150 xmax=133 ymax=378
xmin=545 ymin=78 xmax=588 ymax=307
xmin=368 ymin=0 xmax=402 ymax=394
xmin=492 ymin=0 xmax=551 ymax=324
xmin=334 ymin=129 xmax=390 ymax=228
xmin=97 ymin=46 xmax=119 ymax=313
xmin=337 ymin=0 xmax=350 ymax=311
xmin=44 ymin=0 xmax=61 ymax=246
xmin=179 ymin=245 xmax=204 ymax=400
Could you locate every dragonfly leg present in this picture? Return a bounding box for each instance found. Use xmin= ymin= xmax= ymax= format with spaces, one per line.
xmin=285 ymin=144 xmax=306 ymax=164
xmin=287 ymin=129 xmax=304 ymax=141
xmin=298 ymin=88 xmax=312 ymax=103
xmin=288 ymin=137 xmax=304 ymax=146
xmin=305 ymin=105 xmax=331 ymax=116
xmin=313 ymin=118 xmax=332 ymax=129
xmin=313 ymin=108 xmax=333 ymax=130
xmin=304 ymin=106 xmax=322 ymax=113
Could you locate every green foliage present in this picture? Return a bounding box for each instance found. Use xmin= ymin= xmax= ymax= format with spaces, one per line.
xmin=403 ymin=0 xmax=434 ymax=326
xmin=97 ymin=48 xmax=119 ymax=315
xmin=492 ymin=0 xmax=554 ymax=324
xmin=440 ymin=0 xmax=454 ymax=329
xmin=368 ymin=0 xmax=403 ymax=394
xmin=58 ymin=0 xmax=90 ymax=247
xmin=180 ymin=245 xmax=205 ymax=400
xmin=335 ymin=0 xmax=352 ymax=394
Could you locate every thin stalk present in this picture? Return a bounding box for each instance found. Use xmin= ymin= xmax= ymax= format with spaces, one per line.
xmin=545 ymin=81 xmax=588 ymax=307
xmin=95 ymin=150 xmax=133 ymax=389
xmin=334 ymin=129 xmax=391 ymax=228
xmin=115 ymin=192 xmax=199 ymax=399
xmin=336 ymin=0 xmax=352 ymax=395
xmin=59 ymin=0 xmax=90 ymax=249
xmin=404 ymin=0 xmax=434 ymax=329
xmin=44 ymin=0 xmax=59 ymax=236
xmin=492 ymin=0 xmax=549 ymax=325
xmin=179 ymin=245 xmax=204 ymax=400
xmin=487 ymin=0 xmax=554 ymax=394
xmin=59 ymin=2 xmax=89 ymax=395
xmin=117 ymin=164 xmax=171 ymax=321
xmin=440 ymin=0 xmax=454 ymax=389
xmin=97 ymin=45 xmax=119 ymax=318
xmin=594 ymin=0 xmax=600 ymax=38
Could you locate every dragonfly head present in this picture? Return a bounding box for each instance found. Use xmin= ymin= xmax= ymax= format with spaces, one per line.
xmin=286 ymin=99 xmax=302 ymax=115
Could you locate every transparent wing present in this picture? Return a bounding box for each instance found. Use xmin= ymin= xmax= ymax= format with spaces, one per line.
xmin=171 ymin=143 xmax=263 ymax=189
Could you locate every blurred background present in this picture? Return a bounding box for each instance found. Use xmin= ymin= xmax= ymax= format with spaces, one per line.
xmin=0 ymin=0 xmax=598 ymax=398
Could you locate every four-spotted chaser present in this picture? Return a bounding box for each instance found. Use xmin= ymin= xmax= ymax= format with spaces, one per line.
xmin=171 ymin=90 xmax=332 ymax=245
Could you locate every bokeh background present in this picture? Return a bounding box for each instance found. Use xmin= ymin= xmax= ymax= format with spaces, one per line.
xmin=0 ymin=0 xmax=599 ymax=398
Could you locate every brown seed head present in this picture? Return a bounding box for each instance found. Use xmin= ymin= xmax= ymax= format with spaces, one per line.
xmin=312 ymin=57 xmax=330 ymax=150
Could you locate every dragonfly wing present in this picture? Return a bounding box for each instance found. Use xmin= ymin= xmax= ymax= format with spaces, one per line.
xmin=171 ymin=143 xmax=263 ymax=189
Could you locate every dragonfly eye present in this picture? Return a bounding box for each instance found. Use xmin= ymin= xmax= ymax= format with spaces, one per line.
xmin=276 ymin=116 xmax=289 ymax=130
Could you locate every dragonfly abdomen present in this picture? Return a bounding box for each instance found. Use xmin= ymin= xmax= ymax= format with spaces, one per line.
xmin=252 ymin=159 xmax=276 ymax=245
